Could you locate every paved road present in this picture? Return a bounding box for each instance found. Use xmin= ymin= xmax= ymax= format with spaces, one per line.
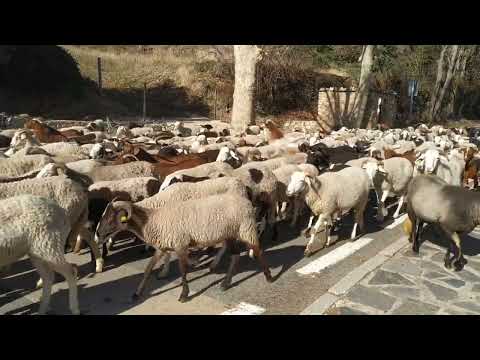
xmin=1 ymin=196 xmax=420 ymax=315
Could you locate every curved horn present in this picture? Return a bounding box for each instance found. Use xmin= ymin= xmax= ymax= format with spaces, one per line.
xmin=121 ymin=154 xmax=140 ymax=162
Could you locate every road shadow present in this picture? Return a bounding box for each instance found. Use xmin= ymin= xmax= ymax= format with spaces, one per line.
xmin=419 ymin=224 xmax=480 ymax=257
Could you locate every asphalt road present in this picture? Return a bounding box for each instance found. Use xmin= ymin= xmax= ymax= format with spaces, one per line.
xmin=0 ymin=195 xmax=417 ymax=315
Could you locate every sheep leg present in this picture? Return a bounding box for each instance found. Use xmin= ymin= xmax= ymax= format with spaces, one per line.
xmin=304 ymin=215 xmax=316 ymax=236
xmin=289 ymin=198 xmax=301 ymax=227
xmin=52 ymin=262 xmax=80 ymax=315
xmin=30 ymin=257 xmax=54 ymax=315
xmin=412 ymin=218 xmax=423 ymax=254
xmin=449 ymin=231 xmax=466 ymax=271
xmin=134 ymin=249 xmax=166 ymax=300
xmin=379 ymin=190 xmax=390 ymax=218
xmin=156 ymin=252 xmax=171 ymax=279
xmin=81 ymin=228 xmax=103 ymax=273
xmin=249 ymin=245 xmax=273 ymax=282
xmin=220 ymin=241 xmax=240 ymax=290
xmin=393 ymin=195 xmax=405 ymax=219
xmin=177 ymin=251 xmax=191 ymax=302
xmin=305 ymin=214 xmax=328 ymax=256
xmin=210 ymin=244 xmax=228 ymax=272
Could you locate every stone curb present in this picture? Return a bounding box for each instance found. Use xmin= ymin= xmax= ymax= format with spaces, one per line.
xmin=300 ymin=237 xmax=409 ymax=315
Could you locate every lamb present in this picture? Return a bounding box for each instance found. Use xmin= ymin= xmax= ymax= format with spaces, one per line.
xmin=0 ymin=176 xmax=103 ymax=273
xmin=362 ymin=157 xmax=414 ymax=221
xmin=94 ymin=195 xmax=273 ymax=302
xmin=88 ymin=177 xmax=160 ymax=202
xmin=406 ymin=175 xmax=480 ymax=271
xmin=0 ymin=195 xmax=80 ymax=314
xmin=286 ymin=167 xmax=370 ymax=256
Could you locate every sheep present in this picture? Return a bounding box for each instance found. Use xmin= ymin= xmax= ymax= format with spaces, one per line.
xmin=66 ymin=159 xmax=106 ymax=175
xmin=416 ymin=148 xmax=465 ymax=186
xmin=0 ymin=154 xmax=54 ymax=180
xmin=94 ymin=195 xmax=274 ymax=302
xmin=0 ymin=194 xmax=80 ymax=314
xmin=159 ymin=161 xmax=235 ymax=191
xmin=362 ymin=157 xmax=414 ymax=221
xmin=85 ymin=161 xmax=158 ymax=183
xmin=88 ymin=177 xmax=160 ymax=202
xmin=286 ymin=167 xmax=370 ymax=256
xmin=0 ymin=175 xmax=103 ymax=273
xmin=89 ymin=143 xmax=106 ymax=159
xmin=273 ymin=164 xmax=318 ymax=226
xmin=173 ymin=121 xmax=192 ymax=137
xmin=406 ymin=175 xmax=480 ymax=271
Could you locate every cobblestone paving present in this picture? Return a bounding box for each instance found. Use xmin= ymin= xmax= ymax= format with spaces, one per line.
xmin=326 ymin=241 xmax=480 ymax=315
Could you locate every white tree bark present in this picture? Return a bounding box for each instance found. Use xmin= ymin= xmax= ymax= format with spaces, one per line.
xmin=231 ymin=45 xmax=262 ymax=133
xmin=431 ymin=45 xmax=460 ymax=120
xmin=428 ymin=46 xmax=448 ymax=121
xmin=354 ymin=45 xmax=375 ymax=128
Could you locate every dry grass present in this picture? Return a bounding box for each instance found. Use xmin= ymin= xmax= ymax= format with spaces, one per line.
xmin=61 ymin=45 xmax=202 ymax=90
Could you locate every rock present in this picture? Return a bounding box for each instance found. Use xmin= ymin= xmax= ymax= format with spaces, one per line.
xmin=382 ymin=258 xmax=423 ymax=277
xmin=440 ymin=278 xmax=466 ymax=289
xmin=381 ymin=286 xmax=421 ymax=300
xmin=368 ymin=270 xmax=415 ymax=286
xmin=452 ymin=301 xmax=480 ymax=314
xmin=423 ymin=280 xmax=458 ymax=301
xmin=327 ymin=307 xmax=369 ymax=315
xmin=391 ymin=299 xmax=439 ymax=315
xmin=424 ymin=271 xmax=448 ymax=280
xmin=346 ymin=285 xmax=396 ymax=312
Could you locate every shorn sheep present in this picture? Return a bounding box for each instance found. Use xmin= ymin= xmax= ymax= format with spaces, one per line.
xmin=406 ymin=175 xmax=480 ymax=271
xmin=286 ymin=167 xmax=370 ymax=256
xmin=94 ymin=195 xmax=274 ymax=302
xmin=0 ymin=195 xmax=80 ymax=315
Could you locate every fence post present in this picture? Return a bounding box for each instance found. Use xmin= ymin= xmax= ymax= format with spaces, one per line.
xmin=143 ymin=82 xmax=147 ymax=125
xmin=214 ymin=86 xmax=218 ymax=120
xmin=97 ymin=57 xmax=102 ymax=95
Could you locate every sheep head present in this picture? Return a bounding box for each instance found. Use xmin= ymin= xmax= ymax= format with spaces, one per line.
xmin=286 ymin=171 xmax=315 ymax=197
xmin=95 ymin=198 xmax=133 ymax=245
xmin=422 ymin=148 xmax=448 ymax=174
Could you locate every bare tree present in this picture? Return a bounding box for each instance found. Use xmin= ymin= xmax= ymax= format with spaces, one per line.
xmin=231 ymin=45 xmax=263 ymax=133
xmin=354 ymin=45 xmax=375 ymax=128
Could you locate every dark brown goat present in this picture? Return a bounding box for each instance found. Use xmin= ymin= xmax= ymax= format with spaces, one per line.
xmin=383 ymin=148 xmax=416 ymax=166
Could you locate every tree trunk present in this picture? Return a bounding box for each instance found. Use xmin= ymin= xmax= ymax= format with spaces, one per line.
xmin=431 ymin=45 xmax=460 ymax=121
xmin=428 ymin=46 xmax=448 ymax=122
xmin=231 ymin=45 xmax=262 ymax=133
xmin=354 ymin=45 xmax=375 ymax=128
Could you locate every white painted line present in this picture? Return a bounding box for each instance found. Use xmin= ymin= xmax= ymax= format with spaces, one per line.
xmin=385 ymin=214 xmax=408 ymax=230
xmin=296 ymin=237 xmax=374 ymax=275
xmin=221 ymin=302 xmax=266 ymax=315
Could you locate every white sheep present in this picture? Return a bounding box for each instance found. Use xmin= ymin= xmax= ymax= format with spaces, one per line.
xmin=0 ymin=175 xmax=103 ymax=273
xmin=286 ymin=167 xmax=370 ymax=256
xmin=362 ymin=157 xmax=414 ymax=221
xmin=0 ymin=195 xmax=80 ymax=314
xmin=94 ymin=194 xmax=273 ymax=302
xmin=0 ymin=154 xmax=54 ymax=180
xmin=89 ymin=177 xmax=160 ymax=202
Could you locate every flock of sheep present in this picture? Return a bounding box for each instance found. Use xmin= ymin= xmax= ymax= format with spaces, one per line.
xmin=1 ymin=115 xmax=480 ymax=315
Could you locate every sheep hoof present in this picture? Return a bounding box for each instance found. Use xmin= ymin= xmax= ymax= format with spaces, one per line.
xmin=178 ymin=295 xmax=188 ymax=303
xmin=220 ymin=281 xmax=230 ymax=291
xmin=453 ymin=259 xmax=465 ymax=272
xmin=131 ymin=293 xmax=141 ymax=303
xmin=444 ymin=258 xmax=452 ymax=269
xmin=304 ymin=249 xmax=312 ymax=257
